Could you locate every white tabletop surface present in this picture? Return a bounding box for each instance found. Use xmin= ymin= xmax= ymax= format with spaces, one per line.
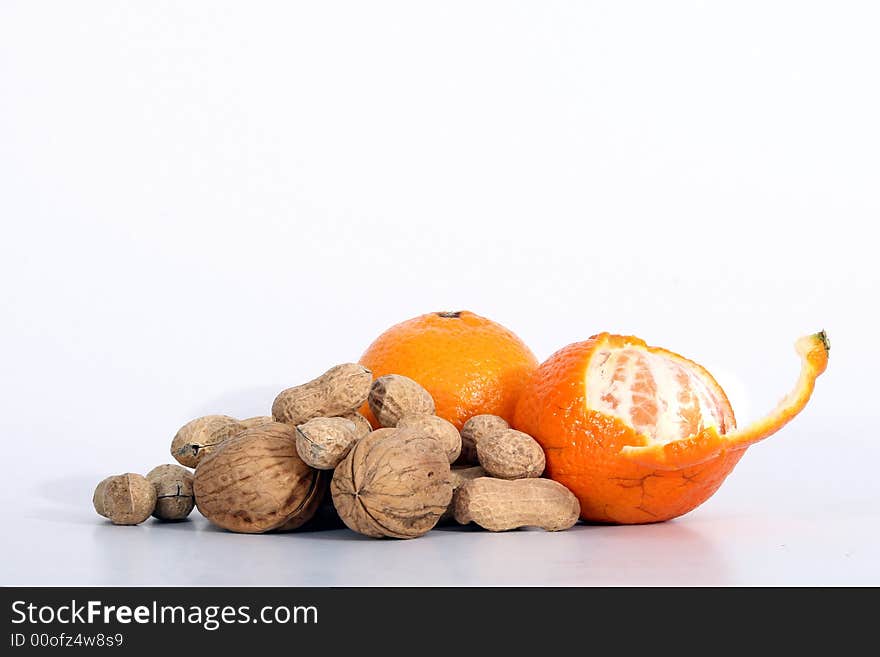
xmin=3 ymin=417 xmax=877 ymax=587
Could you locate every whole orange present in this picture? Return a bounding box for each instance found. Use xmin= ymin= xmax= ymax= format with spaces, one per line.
xmin=514 ymin=331 xmax=829 ymax=524
xmin=359 ymin=311 xmax=538 ymax=429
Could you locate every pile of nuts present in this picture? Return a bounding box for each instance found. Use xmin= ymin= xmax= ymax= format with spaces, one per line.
xmin=92 ymin=364 xmax=581 ymax=538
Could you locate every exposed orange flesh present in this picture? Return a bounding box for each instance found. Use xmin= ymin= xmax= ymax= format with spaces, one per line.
xmin=513 ymin=331 xmax=829 ymax=524
xmin=620 ymin=331 xmax=829 ymax=470
xmin=584 ymin=336 xmax=736 ymax=445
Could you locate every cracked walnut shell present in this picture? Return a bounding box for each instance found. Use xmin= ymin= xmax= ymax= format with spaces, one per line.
xmin=146 ymin=464 xmax=195 ymax=521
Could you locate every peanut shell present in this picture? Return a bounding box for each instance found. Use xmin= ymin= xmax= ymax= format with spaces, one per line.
xmin=340 ymin=411 xmax=372 ymax=439
xmin=171 ymin=415 xmax=244 ymax=468
xmin=368 ymin=374 xmax=435 ymax=427
xmin=295 ymin=417 xmax=359 ymax=470
xmin=397 ymin=413 xmax=462 ymax=463
xmin=454 ymin=477 xmax=580 ymax=532
xmin=439 ymin=465 xmax=486 ymax=523
xmin=92 ymin=476 xmax=114 ymax=518
xmin=272 ymin=363 xmax=372 ymax=426
xmin=477 ymin=429 xmax=545 ymax=479
xmin=459 ymin=414 xmax=509 ymax=465
xmin=101 ymin=473 xmax=157 ymax=525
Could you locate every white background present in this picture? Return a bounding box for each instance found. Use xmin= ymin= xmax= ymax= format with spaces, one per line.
xmin=1 ymin=1 xmax=877 ymax=585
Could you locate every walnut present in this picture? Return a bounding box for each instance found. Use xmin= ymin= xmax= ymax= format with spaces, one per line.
xmin=239 ymin=416 xmax=274 ymax=430
xmin=146 ymin=464 xmax=195 ymax=521
xmin=330 ymin=428 xmax=452 ymax=538
xmin=193 ymin=422 xmax=324 ymax=533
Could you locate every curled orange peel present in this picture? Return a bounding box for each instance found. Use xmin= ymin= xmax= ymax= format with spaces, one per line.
xmin=619 ymin=331 xmax=830 ymax=471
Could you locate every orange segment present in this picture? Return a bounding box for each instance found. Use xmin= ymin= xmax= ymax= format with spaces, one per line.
xmin=584 ymin=335 xmax=735 ymax=444
xmin=514 ymin=331 xmax=829 ymax=524
xmin=620 ymin=331 xmax=829 ymax=470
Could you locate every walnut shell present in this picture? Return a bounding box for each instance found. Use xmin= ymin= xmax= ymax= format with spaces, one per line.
xmin=368 ymin=374 xmax=435 ymax=427
xmin=100 ymin=473 xmax=157 ymax=525
xmin=458 ymin=414 xmax=509 ymax=465
xmin=365 ymin=427 xmax=398 ymax=441
xmin=239 ymin=416 xmax=274 ymax=430
xmin=193 ymin=422 xmax=324 ymax=533
xmin=396 ymin=414 xmax=462 ymax=463
xmin=272 ymin=363 xmax=372 ymax=426
xmin=171 ymin=415 xmax=244 ymax=468
xmin=295 ymin=417 xmax=359 ymax=470
xmin=331 ymin=428 xmax=452 ymax=539
xmin=477 ymin=429 xmax=545 ymax=479
xmin=146 ymin=464 xmax=195 ymax=521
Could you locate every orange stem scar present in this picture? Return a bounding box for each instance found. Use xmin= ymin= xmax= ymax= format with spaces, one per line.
xmin=618 ymin=331 xmax=830 ymax=471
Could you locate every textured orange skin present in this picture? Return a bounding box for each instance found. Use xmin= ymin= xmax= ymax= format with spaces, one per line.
xmin=514 ymin=332 xmax=829 ymax=524
xmin=359 ymin=311 xmax=538 ymax=430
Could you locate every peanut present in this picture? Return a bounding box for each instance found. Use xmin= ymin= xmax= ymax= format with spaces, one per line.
xmin=97 ymin=473 xmax=158 ymax=526
xmin=170 ymin=415 xmax=244 ymax=468
xmin=459 ymin=414 xmax=509 ymax=465
xmin=439 ymin=465 xmax=486 ymax=523
xmin=272 ymin=363 xmax=372 ymax=426
xmin=295 ymin=417 xmax=360 ymax=470
xmin=340 ymin=411 xmax=372 ymax=439
xmin=453 ymin=477 xmax=580 ymax=532
xmin=396 ymin=413 xmax=462 ymax=463
xmin=368 ymin=374 xmax=435 ymax=427
xmin=477 ymin=429 xmax=545 ymax=479
xmin=92 ymin=476 xmax=114 ymax=518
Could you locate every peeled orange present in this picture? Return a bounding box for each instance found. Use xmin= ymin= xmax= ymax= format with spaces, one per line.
xmin=513 ymin=331 xmax=829 ymax=524
xmin=359 ymin=311 xmax=538 ymax=429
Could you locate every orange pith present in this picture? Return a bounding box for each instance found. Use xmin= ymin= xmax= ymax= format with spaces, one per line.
xmin=513 ymin=331 xmax=829 ymax=524
xmin=585 ymin=336 xmax=736 ymax=445
xmin=359 ymin=311 xmax=538 ymax=429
